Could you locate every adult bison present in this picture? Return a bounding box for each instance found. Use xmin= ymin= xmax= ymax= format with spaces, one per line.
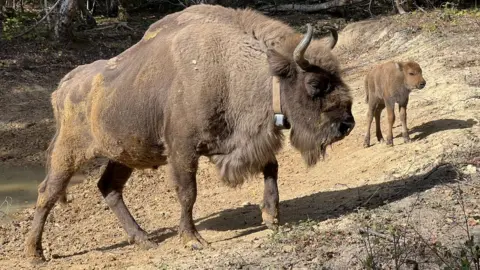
xmin=363 ymin=61 xmax=426 ymax=147
xmin=24 ymin=4 xmax=355 ymax=261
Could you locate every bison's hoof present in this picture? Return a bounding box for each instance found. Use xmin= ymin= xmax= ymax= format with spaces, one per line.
xmin=386 ymin=140 xmax=394 ymax=147
xmin=403 ymin=137 xmax=411 ymax=144
xmin=128 ymin=233 xmax=157 ymax=250
xmin=363 ymin=137 xmax=370 ymax=148
xmin=261 ymin=210 xmax=279 ymax=232
xmin=377 ymin=138 xmax=385 ymax=143
xmin=185 ymin=239 xmax=205 ymax=250
xmin=24 ymin=247 xmax=46 ymax=264
xmin=29 ymin=256 xmax=47 ymax=266
xmin=263 ymin=220 xmax=279 ymax=232
xmin=137 ymin=239 xmax=157 ymax=250
xmin=181 ymin=231 xmax=209 ymax=250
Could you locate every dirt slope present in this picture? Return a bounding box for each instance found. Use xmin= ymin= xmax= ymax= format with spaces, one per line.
xmin=0 ymin=11 xmax=479 ymax=269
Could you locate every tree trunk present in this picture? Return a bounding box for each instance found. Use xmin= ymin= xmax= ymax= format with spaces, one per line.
xmin=43 ymin=0 xmax=52 ymax=30
xmin=55 ymin=0 xmax=78 ymax=41
xmin=78 ymin=0 xmax=96 ymax=27
xmin=0 ymin=0 xmax=4 ymax=40
xmin=395 ymin=0 xmax=407 ymax=14
xmin=0 ymin=12 xmax=3 ymax=41
xmin=261 ymin=0 xmax=366 ymax=13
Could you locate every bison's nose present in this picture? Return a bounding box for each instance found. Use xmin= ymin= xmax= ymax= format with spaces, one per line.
xmin=419 ymin=81 xmax=426 ymax=89
xmin=339 ymin=115 xmax=355 ymax=136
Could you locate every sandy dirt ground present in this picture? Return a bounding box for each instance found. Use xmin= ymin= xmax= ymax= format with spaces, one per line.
xmin=0 ymin=10 xmax=479 ymax=269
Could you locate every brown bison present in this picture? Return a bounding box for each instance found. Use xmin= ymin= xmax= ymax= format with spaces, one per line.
xmin=24 ymin=4 xmax=355 ymax=261
xmin=363 ymin=61 xmax=426 ymax=147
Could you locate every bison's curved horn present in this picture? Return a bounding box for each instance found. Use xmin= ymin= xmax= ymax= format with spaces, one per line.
xmin=293 ymin=23 xmax=313 ymax=70
xmin=324 ymin=27 xmax=338 ymax=50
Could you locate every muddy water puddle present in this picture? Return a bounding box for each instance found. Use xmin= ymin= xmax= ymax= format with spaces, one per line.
xmin=0 ymin=165 xmax=84 ymax=223
xmin=0 ymin=165 xmax=45 ymax=220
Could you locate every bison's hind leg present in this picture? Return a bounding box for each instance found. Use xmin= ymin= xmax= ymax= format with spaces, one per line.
xmin=374 ymin=103 xmax=386 ymax=143
xmin=96 ymin=161 xmax=157 ymax=250
xmin=24 ymin=135 xmax=89 ymax=262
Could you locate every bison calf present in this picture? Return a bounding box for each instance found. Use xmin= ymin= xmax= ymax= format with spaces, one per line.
xmin=363 ymin=61 xmax=426 ymax=147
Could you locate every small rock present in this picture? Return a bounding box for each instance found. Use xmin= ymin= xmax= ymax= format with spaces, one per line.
xmin=464 ymin=165 xmax=477 ymax=175
xmin=242 ymin=201 xmax=252 ymax=207
xmin=282 ymin=245 xmax=295 ymax=253
xmin=191 ymin=60 xmax=197 ymax=64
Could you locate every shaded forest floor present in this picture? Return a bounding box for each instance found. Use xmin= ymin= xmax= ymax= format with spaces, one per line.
xmin=1 ymin=7 xmax=480 ymax=269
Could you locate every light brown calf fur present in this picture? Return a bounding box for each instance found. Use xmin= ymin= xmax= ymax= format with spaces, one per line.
xmin=24 ymin=4 xmax=355 ymax=262
xmin=363 ymin=61 xmax=426 ymax=147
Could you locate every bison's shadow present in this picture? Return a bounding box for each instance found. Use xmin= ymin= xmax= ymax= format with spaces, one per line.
xmin=54 ymin=227 xmax=177 ymax=259
xmin=395 ymin=118 xmax=476 ymax=141
xmin=195 ymin=163 xmax=459 ymax=232
xmin=57 ymin=163 xmax=459 ymax=259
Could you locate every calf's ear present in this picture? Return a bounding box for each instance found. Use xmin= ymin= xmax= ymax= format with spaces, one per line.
xmin=267 ymin=49 xmax=294 ymax=78
xmin=395 ymin=62 xmax=403 ymax=71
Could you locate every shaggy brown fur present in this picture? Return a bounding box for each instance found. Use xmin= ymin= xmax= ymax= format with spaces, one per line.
xmin=24 ymin=4 xmax=354 ymax=261
xmin=363 ymin=60 xmax=426 ymax=147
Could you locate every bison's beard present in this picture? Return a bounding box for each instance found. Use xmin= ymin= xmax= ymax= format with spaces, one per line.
xmin=290 ymin=120 xmax=345 ymax=167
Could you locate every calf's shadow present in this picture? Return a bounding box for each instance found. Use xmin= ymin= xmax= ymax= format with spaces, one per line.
xmin=395 ymin=118 xmax=477 ymax=141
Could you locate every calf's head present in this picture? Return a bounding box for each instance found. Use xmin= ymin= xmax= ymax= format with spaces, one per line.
xmin=397 ymin=61 xmax=426 ymax=90
xmin=266 ymin=24 xmax=355 ymax=166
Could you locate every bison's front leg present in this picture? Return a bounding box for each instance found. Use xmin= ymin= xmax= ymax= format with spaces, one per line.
xmin=260 ymin=161 xmax=279 ymax=231
xmin=170 ymin=159 xmax=208 ymax=250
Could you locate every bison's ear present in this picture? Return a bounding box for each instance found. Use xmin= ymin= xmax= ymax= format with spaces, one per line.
xmin=395 ymin=62 xmax=403 ymax=71
xmin=267 ymin=49 xmax=294 ymax=77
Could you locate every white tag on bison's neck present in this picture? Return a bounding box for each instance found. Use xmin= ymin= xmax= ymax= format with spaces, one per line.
xmin=274 ymin=114 xmax=291 ymax=129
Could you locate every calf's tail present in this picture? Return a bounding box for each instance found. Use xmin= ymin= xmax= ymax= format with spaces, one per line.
xmin=364 ymin=77 xmax=369 ymax=104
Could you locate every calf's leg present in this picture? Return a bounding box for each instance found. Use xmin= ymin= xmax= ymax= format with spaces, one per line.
xmin=97 ymin=161 xmax=156 ymax=249
xmin=374 ymin=103 xmax=386 ymax=143
xmin=385 ymin=103 xmax=396 ymax=146
xmin=363 ymin=100 xmax=376 ymax=148
xmin=399 ymin=105 xmax=411 ymax=143
xmin=260 ymin=160 xmax=279 ymax=231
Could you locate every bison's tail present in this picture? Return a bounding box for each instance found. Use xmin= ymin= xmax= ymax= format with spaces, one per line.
xmin=364 ymin=77 xmax=369 ymax=104
xmin=44 ymin=91 xmax=61 ymax=175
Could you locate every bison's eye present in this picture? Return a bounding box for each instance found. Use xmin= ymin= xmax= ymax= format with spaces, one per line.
xmin=306 ymin=79 xmax=333 ymax=98
xmin=409 ymin=72 xmax=415 ymax=76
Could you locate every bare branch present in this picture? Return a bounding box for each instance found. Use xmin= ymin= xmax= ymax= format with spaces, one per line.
xmin=359 ymin=227 xmax=395 ymax=242
xmin=12 ymin=0 xmax=62 ymax=38
xmin=394 ymin=0 xmax=407 ymax=14
xmin=260 ymin=0 xmax=367 ymax=13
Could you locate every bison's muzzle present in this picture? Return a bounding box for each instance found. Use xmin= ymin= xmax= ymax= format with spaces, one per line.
xmin=339 ymin=113 xmax=355 ymax=137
